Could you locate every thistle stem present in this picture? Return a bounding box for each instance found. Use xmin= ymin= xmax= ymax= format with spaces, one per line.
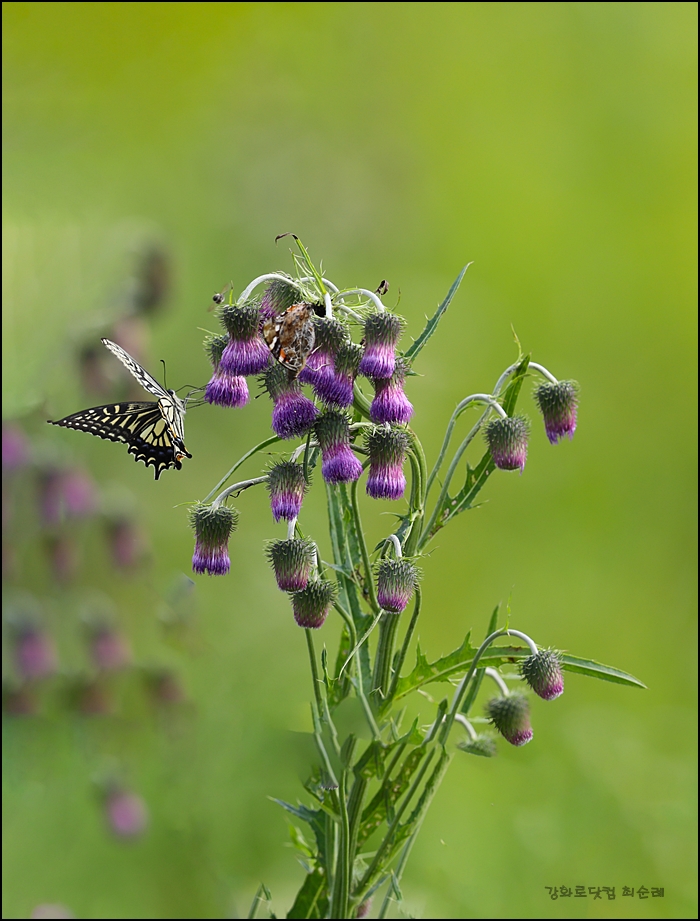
xmin=212 ymin=476 xmax=268 ymax=508
xmin=372 ymin=613 xmax=400 ymax=702
xmin=387 ymin=585 xmax=422 ymax=700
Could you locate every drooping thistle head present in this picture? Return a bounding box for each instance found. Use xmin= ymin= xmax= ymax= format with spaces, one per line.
xmin=267 ymin=538 xmax=316 ymax=593
xmin=219 ymin=304 xmax=271 ymax=376
xmin=369 ymin=357 xmax=414 ymax=425
xmin=485 ymin=692 xmax=533 ymax=746
xmin=366 ymin=424 xmax=409 ymax=501
xmin=484 ymin=414 xmax=530 ymax=473
xmin=266 ymin=460 xmax=306 ymax=522
xmin=520 ymin=648 xmax=564 ymax=700
xmin=376 ymin=557 xmax=418 ymax=612
xmin=260 ymin=276 xmax=302 ymax=320
xmin=290 ymin=578 xmax=337 ymax=629
xmin=204 ymin=333 xmax=249 ymax=408
xmin=263 ymin=363 xmax=319 ymax=439
xmin=534 ymin=380 xmax=579 ymax=444
xmin=190 ymin=503 xmax=239 ymax=576
xmin=359 ymin=310 xmax=403 ymax=380
xmin=314 ymin=410 xmax=363 ymax=484
xmin=315 ymin=339 xmax=363 ymax=409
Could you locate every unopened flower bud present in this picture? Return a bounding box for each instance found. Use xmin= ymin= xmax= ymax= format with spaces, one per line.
xmin=314 ymin=411 xmax=363 ymax=484
xmin=366 ymin=425 xmax=408 ymax=500
xmin=356 ymin=898 xmax=372 ymax=919
xmin=260 ymin=277 xmax=301 ymax=320
xmin=190 ymin=503 xmax=238 ymax=576
xmin=359 ymin=311 xmax=403 ymax=380
xmin=266 ymin=461 xmax=306 ymax=522
xmin=376 ymin=558 xmax=417 ymax=612
xmin=485 ymin=414 xmax=530 ymax=473
xmin=264 ymin=363 xmax=319 ymax=439
xmin=485 ymin=692 xmax=533 ymax=746
xmin=291 ymin=578 xmax=337 ymax=629
xmin=457 ymin=734 xmax=498 ymax=757
xmin=267 ymin=538 xmax=315 ymax=592
xmin=369 ymin=358 xmax=414 ymax=424
xmin=219 ymin=304 xmax=271 ymax=376
xmin=105 ymin=789 xmax=148 ymax=839
xmin=520 ymin=648 xmax=564 ymax=700
xmin=204 ymin=333 xmax=249 ymax=408
xmin=534 ymin=380 xmax=579 ymax=444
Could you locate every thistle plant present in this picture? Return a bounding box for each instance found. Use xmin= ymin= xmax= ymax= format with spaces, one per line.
xmin=191 ymin=240 xmax=643 ymax=919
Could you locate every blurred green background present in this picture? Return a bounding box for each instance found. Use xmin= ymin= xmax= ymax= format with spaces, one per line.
xmin=2 ymin=2 xmax=697 ymax=918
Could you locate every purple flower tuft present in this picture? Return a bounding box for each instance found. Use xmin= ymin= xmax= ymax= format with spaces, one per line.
xmin=298 ymin=318 xmax=349 ymax=403
xmin=534 ymin=380 xmax=579 ymax=444
xmin=190 ymin=503 xmax=238 ymax=576
xmin=219 ymin=304 xmax=271 ymax=375
xmin=485 ymin=692 xmax=533 ymax=746
xmin=366 ymin=425 xmax=409 ymax=500
xmin=356 ymin=899 xmax=372 ymax=919
xmin=317 ymin=341 xmax=363 ymax=409
xmin=314 ymin=411 xmax=363 ymax=484
xmin=291 ymin=578 xmax=337 ymax=629
xmin=267 ymin=538 xmax=315 ymax=592
xmin=203 ymin=333 xmax=250 ymax=408
xmin=15 ymin=627 xmax=58 ymax=681
xmin=89 ymin=627 xmax=132 ymax=671
xmin=264 ymin=364 xmax=319 ymax=439
xmin=359 ymin=311 xmax=403 ymax=380
xmin=376 ymin=558 xmax=418 ymax=612
xmin=484 ymin=414 xmax=530 ymax=473
xmin=520 ymin=649 xmax=564 ymax=700
xmin=105 ymin=789 xmax=149 ymax=839
xmin=369 ymin=358 xmax=414 ymax=424
xmin=2 ymin=425 xmax=30 ymax=472
xmin=267 ymin=461 xmax=306 ymax=522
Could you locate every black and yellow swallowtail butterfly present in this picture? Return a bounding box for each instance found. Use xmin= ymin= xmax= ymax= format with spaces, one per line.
xmin=48 ymin=339 xmax=191 ymax=480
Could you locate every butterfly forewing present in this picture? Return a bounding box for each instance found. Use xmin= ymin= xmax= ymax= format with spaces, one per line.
xmin=48 ymin=341 xmax=191 ymax=479
xmin=263 ymin=302 xmax=316 ymax=376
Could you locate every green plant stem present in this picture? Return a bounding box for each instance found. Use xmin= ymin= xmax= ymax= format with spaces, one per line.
xmin=333 ymin=601 xmax=382 ymax=740
xmin=387 ymin=586 xmax=422 ymax=701
xmin=372 ymin=613 xmax=400 ymax=702
xmin=305 ymin=629 xmax=324 ymax=719
xmin=202 ymin=434 xmax=280 ymax=503
xmin=330 ymin=770 xmax=351 ymax=919
xmin=350 ymin=473 xmax=380 ymax=614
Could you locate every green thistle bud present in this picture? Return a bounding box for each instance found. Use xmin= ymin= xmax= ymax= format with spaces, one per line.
xmin=485 ymin=692 xmax=533 ymax=746
xmin=291 ymin=579 xmax=337 ymax=629
xmin=520 ymin=648 xmax=564 ymax=700
xmin=190 ymin=503 xmax=238 ymax=576
xmin=267 ymin=538 xmax=315 ymax=592
xmin=485 ymin=414 xmax=530 ymax=473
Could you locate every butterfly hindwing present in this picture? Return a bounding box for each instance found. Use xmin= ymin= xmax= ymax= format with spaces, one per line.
xmin=262 ymin=303 xmax=316 ymax=376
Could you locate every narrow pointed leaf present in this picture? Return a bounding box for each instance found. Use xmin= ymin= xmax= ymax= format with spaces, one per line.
xmin=404 ymin=264 xmax=471 ymax=361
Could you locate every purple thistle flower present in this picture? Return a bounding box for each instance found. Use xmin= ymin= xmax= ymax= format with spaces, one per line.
xmin=15 ymin=626 xmax=58 ymax=681
xmin=457 ymin=734 xmax=498 ymax=757
xmin=106 ymin=517 xmax=147 ymax=569
xmin=267 ymin=461 xmax=306 ymax=522
xmin=2 ymin=424 xmax=30 ymax=472
xmin=369 ymin=358 xmax=414 ymax=424
xmin=190 ymin=503 xmax=238 ymax=576
xmin=298 ymin=318 xmax=348 ymax=403
xmin=267 ymin=538 xmax=315 ymax=592
xmin=376 ymin=558 xmax=417 ymax=612
xmin=219 ymin=304 xmax=271 ymax=376
xmin=260 ymin=276 xmax=301 ymax=321
xmin=520 ymin=649 xmax=564 ymax=700
xmin=484 ymin=414 xmax=530 ymax=473
xmin=264 ymin=363 xmax=319 ymax=439
xmin=60 ymin=468 xmax=97 ymax=519
xmin=318 ymin=340 xmax=363 ymax=409
xmin=204 ymin=335 xmax=249 ymax=407
xmin=366 ymin=425 xmax=409 ymax=500
xmin=291 ymin=578 xmax=337 ymax=629
xmin=534 ymin=380 xmax=579 ymax=444
xmin=105 ymin=789 xmax=149 ymax=839
xmin=314 ymin=411 xmax=363 ymax=484
xmin=485 ymin=692 xmax=533 ymax=746
xmin=359 ymin=311 xmax=403 ymax=380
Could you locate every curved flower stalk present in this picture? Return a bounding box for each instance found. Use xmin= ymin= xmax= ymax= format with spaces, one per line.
xmin=189 ymin=242 xmax=641 ymax=919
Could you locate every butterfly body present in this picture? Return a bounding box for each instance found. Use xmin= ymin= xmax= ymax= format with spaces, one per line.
xmin=48 ymin=339 xmax=191 ymax=480
xmin=263 ymin=302 xmax=316 ymax=376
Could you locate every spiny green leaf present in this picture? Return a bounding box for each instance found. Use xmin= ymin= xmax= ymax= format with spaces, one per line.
xmin=286 ymin=868 xmax=328 ymax=919
xmin=404 ymin=264 xmax=471 ymax=361
xmin=393 ymin=633 xmax=476 ymax=700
